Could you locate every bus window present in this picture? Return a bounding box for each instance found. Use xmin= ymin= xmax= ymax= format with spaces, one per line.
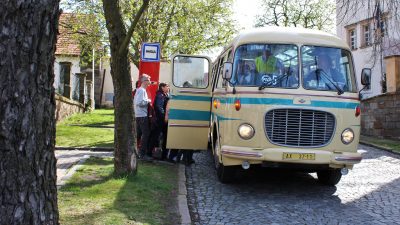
xmin=301 ymin=46 xmax=357 ymax=93
xmin=215 ymin=50 xmax=231 ymax=89
xmin=231 ymin=44 xmax=299 ymax=88
xmin=173 ymin=56 xmax=209 ymax=89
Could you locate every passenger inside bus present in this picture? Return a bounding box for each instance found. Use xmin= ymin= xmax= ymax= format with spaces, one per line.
xmin=254 ymin=46 xmax=284 ymax=86
xmin=236 ymin=61 xmax=255 ymax=86
xmin=255 ymin=46 xmax=283 ymax=74
xmin=303 ymin=54 xmax=346 ymax=91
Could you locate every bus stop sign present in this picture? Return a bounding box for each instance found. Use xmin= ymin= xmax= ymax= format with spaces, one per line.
xmin=141 ymin=43 xmax=160 ymax=62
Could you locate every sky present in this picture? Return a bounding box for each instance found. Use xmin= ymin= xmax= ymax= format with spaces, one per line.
xmin=205 ymin=0 xmax=263 ymax=59
xmin=233 ymin=0 xmax=263 ymax=31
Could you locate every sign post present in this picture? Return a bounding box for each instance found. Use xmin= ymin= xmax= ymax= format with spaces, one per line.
xmin=139 ymin=43 xmax=161 ymax=103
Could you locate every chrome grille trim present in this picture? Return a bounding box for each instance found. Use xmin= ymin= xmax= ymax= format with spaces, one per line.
xmin=265 ymin=108 xmax=335 ymax=147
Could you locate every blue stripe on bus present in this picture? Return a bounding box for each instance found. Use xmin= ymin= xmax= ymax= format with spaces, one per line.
xmin=311 ymin=100 xmax=358 ymax=109
xmin=169 ymin=109 xmax=210 ymax=121
xmin=218 ymin=97 xmax=358 ymax=109
xmin=171 ymin=95 xmax=212 ymax=101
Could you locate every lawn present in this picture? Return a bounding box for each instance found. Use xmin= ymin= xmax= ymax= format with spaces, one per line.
xmin=360 ymin=135 xmax=400 ymax=153
xmin=56 ymin=109 xmax=114 ymax=147
xmin=58 ymin=157 xmax=180 ymax=225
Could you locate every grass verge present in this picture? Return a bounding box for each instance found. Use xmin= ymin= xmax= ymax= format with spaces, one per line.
xmin=360 ymin=135 xmax=400 ymax=153
xmin=58 ymin=157 xmax=180 ymax=225
xmin=56 ymin=109 xmax=114 ymax=147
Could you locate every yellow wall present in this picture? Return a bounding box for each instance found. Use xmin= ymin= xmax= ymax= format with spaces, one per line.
xmin=385 ymin=56 xmax=400 ymax=93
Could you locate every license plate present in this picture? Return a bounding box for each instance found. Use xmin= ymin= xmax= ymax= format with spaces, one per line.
xmin=283 ymin=153 xmax=315 ymax=160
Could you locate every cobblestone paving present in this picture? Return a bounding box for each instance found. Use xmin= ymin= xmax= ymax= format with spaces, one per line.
xmin=186 ymin=145 xmax=400 ymax=225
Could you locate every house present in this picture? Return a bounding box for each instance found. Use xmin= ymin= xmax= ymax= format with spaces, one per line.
xmin=336 ymin=1 xmax=400 ymax=98
xmin=54 ymin=13 xmax=93 ymax=121
xmin=336 ymin=1 xmax=400 ymax=140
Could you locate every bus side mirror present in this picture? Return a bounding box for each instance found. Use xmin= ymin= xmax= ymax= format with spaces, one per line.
xmin=222 ymin=62 xmax=232 ymax=80
xmin=361 ymin=68 xmax=371 ymax=86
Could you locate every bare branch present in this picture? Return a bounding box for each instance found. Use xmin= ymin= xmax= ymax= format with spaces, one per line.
xmin=118 ymin=0 xmax=149 ymax=55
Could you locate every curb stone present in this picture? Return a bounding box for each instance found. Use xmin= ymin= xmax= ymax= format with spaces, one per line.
xmin=178 ymin=164 xmax=191 ymax=225
xmin=360 ymin=141 xmax=400 ymax=156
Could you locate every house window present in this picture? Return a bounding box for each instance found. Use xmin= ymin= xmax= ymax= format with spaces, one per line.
xmin=362 ymin=24 xmax=371 ymax=47
xmin=348 ymin=28 xmax=357 ymax=50
xmin=59 ymin=62 xmax=71 ymax=98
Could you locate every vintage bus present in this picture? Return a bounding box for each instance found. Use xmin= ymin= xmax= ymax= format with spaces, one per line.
xmin=166 ymin=27 xmax=369 ymax=185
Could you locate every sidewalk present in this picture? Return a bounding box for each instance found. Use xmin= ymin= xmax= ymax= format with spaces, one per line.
xmin=360 ymin=135 xmax=400 ymax=155
xmin=55 ymin=150 xmax=113 ymax=187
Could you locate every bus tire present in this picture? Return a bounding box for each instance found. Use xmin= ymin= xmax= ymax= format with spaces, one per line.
xmin=213 ymin=133 xmax=236 ymax=183
xmin=217 ymin=164 xmax=236 ymax=183
xmin=317 ymin=169 xmax=342 ymax=186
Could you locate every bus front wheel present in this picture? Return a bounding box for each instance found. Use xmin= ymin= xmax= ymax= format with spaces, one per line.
xmin=213 ymin=135 xmax=235 ymax=183
xmin=217 ymin=164 xmax=236 ymax=183
xmin=317 ymin=169 xmax=342 ymax=186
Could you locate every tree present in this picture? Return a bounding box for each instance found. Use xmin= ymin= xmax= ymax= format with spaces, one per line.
xmin=63 ymin=0 xmax=235 ymax=66
xmin=59 ymin=1 xmax=106 ymax=67
xmin=59 ymin=13 xmax=103 ymax=67
xmin=62 ymin=0 xmax=234 ymax=174
xmin=128 ymin=0 xmax=235 ymax=67
xmin=255 ymin=0 xmax=335 ymax=32
xmin=0 ymin=0 xmax=60 ymax=224
xmin=102 ymin=0 xmax=149 ymax=175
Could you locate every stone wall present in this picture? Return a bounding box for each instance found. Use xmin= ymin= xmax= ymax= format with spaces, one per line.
xmin=361 ymin=92 xmax=400 ymax=140
xmin=55 ymin=93 xmax=84 ymax=122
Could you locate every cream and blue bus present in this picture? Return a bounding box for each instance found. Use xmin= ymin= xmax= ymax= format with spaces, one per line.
xmin=166 ymin=27 xmax=369 ymax=185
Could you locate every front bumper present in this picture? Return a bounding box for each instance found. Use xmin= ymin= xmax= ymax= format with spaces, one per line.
xmin=220 ymin=145 xmax=362 ymax=169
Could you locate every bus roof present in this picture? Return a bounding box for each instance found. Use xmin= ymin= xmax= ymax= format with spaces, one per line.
xmin=228 ymin=27 xmax=350 ymax=51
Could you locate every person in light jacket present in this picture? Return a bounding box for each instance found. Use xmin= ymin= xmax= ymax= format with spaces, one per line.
xmin=134 ymin=74 xmax=152 ymax=160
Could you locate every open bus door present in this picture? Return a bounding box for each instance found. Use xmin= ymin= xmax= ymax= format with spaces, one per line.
xmin=166 ymin=55 xmax=212 ymax=150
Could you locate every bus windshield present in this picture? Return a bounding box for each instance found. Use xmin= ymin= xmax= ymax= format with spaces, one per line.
xmin=301 ymin=46 xmax=357 ymax=93
xmin=231 ymin=44 xmax=299 ymax=88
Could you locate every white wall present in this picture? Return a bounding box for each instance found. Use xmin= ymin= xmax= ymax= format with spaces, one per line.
xmin=336 ymin=1 xmax=398 ymax=99
xmin=99 ymin=58 xmax=172 ymax=108
xmin=54 ymin=55 xmax=81 ymax=98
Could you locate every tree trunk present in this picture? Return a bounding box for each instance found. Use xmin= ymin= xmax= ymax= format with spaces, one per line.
xmin=103 ymin=0 xmax=138 ymax=175
xmin=0 ymin=1 xmax=60 ymax=224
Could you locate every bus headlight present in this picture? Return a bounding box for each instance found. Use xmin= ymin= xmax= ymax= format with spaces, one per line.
xmin=341 ymin=128 xmax=354 ymax=144
xmin=238 ymin=124 xmax=255 ymax=140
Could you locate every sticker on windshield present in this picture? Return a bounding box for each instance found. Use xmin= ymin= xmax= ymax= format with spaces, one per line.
xmin=261 ymin=74 xmax=278 ymax=86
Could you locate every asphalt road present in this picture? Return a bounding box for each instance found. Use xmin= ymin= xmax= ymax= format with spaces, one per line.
xmin=185 ymin=145 xmax=400 ymax=225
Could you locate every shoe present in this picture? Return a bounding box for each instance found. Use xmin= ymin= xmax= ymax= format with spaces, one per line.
xmin=143 ymin=155 xmax=153 ymax=162
xmin=184 ymin=159 xmax=195 ymax=166
xmin=167 ymin=159 xmax=176 ymax=164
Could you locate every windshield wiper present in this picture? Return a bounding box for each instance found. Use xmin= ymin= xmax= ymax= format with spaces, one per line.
xmin=259 ymin=68 xmax=294 ymax=90
xmin=258 ymin=73 xmax=291 ymax=90
xmin=316 ymin=68 xmax=344 ymax=95
xmin=260 ymin=56 xmax=293 ymax=90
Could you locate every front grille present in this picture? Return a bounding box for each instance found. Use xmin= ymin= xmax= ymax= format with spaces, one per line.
xmin=265 ymin=108 xmax=335 ymax=147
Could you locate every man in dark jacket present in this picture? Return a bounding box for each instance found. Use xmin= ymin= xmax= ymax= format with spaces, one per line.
xmin=150 ymin=82 xmax=170 ymax=160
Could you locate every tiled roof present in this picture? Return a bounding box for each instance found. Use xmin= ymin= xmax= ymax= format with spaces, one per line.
xmin=55 ymin=13 xmax=81 ymax=56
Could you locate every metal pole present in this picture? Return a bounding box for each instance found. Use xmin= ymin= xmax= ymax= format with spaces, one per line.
xmin=92 ymin=47 xmax=95 ymax=109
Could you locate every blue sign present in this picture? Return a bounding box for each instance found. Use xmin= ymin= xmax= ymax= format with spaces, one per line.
xmin=141 ymin=42 xmax=160 ymax=62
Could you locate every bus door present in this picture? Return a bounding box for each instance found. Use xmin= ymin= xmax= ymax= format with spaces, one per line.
xmin=166 ymin=55 xmax=212 ymax=150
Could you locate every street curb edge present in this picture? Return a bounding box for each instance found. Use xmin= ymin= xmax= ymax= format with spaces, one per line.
xmin=360 ymin=141 xmax=400 ymax=156
xmin=178 ymin=164 xmax=191 ymax=225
